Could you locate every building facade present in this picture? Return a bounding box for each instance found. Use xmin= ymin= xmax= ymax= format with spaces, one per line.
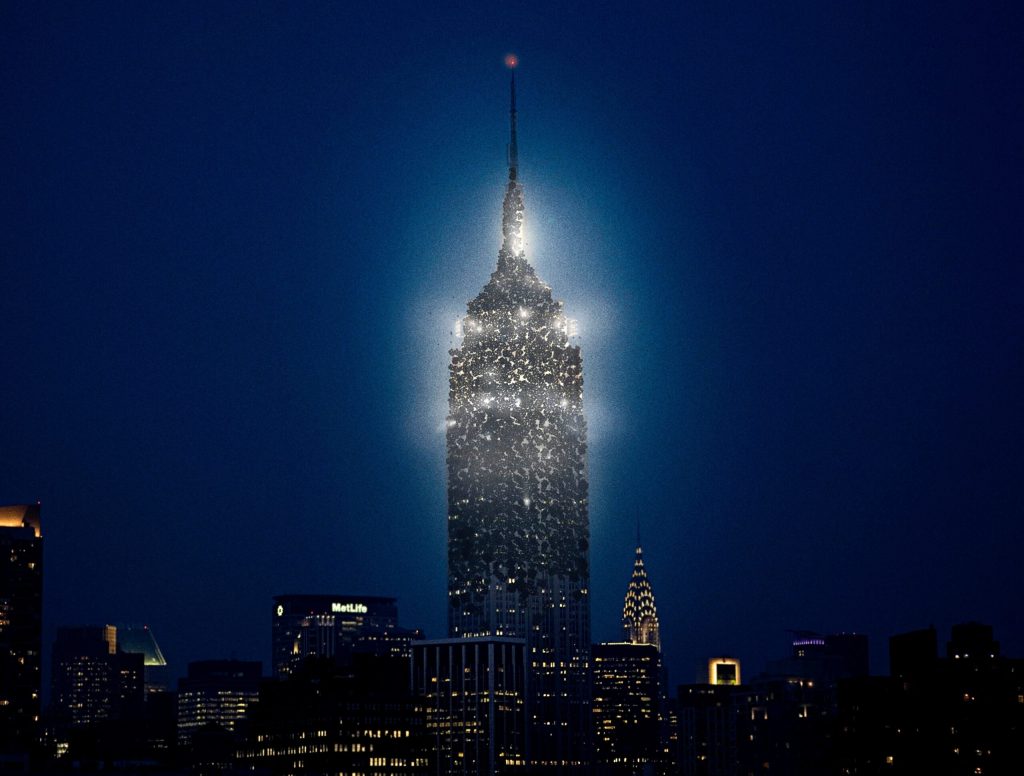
xmin=591 ymin=543 xmax=670 ymax=774
xmin=177 ymin=659 xmax=261 ymax=745
xmin=591 ymin=642 xmax=661 ymax=774
xmin=835 ymin=623 xmax=1024 ymax=775
xmin=0 ymin=504 xmax=43 ymax=763
xmin=412 ymin=637 xmax=528 ymax=775
xmin=115 ymin=623 xmax=169 ymax=695
xmin=272 ymin=594 xmax=421 ymax=678
xmin=238 ymin=655 xmax=427 ymax=776
xmin=50 ymin=625 xmax=145 ymax=730
xmin=676 ymin=683 xmax=739 ymax=776
xmin=446 ymin=68 xmax=591 ymax=770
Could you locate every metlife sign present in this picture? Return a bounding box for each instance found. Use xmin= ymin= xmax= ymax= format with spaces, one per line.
xmin=332 ymin=602 xmax=368 ymax=614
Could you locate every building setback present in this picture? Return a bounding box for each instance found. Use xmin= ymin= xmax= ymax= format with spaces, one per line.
xmin=115 ymin=623 xmax=169 ymax=695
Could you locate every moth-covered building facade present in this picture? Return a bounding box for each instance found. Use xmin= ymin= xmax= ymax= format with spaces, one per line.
xmin=446 ymin=69 xmax=591 ymax=770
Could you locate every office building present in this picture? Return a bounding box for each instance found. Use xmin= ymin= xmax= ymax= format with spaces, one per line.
xmin=115 ymin=623 xmax=168 ymax=695
xmin=50 ymin=625 xmax=144 ymax=729
xmin=238 ymin=654 xmax=427 ymax=775
xmin=592 ymin=541 xmax=672 ymax=774
xmin=446 ymin=66 xmax=591 ymax=769
xmin=272 ymin=593 xmax=422 ymax=678
xmin=766 ymin=630 xmax=869 ymax=687
xmin=676 ymin=683 xmax=738 ymax=776
xmin=177 ymin=659 xmax=261 ymax=745
xmin=412 ymin=638 xmax=528 ymax=775
xmin=591 ymin=642 xmax=661 ymax=774
xmin=836 ymin=622 xmax=1024 ymax=775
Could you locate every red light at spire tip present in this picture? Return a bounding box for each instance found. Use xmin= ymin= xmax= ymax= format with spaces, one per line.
xmin=505 ymin=53 xmax=518 ymax=69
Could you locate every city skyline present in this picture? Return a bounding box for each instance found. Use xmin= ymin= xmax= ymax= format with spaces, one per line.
xmin=2 ymin=0 xmax=1022 ymax=692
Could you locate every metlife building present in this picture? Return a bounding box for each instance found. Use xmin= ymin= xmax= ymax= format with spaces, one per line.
xmin=271 ymin=594 xmax=422 ymax=678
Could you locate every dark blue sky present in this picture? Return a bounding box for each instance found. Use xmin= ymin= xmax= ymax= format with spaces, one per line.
xmin=2 ymin=1 xmax=1021 ymax=685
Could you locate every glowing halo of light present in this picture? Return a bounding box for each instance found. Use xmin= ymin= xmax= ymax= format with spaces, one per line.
xmin=504 ymin=53 xmax=519 ymax=69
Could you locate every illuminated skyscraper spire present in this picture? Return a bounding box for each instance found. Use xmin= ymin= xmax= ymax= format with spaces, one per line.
xmin=501 ymin=60 xmax=525 ymax=257
xmin=447 ymin=59 xmax=590 ymax=769
xmin=622 ymin=543 xmax=661 ymax=651
xmin=508 ymin=66 xmax=519 ymax=180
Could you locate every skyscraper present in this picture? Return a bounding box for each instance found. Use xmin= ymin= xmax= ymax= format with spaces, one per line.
xmin=272 ymin=594 xmax=421 ymax=678
xmin=622 ymin=544 xmax=660 ymax=651
xmin=591 ymin=543 xmax=669 ymax=774
xmin=412 ymin=637 xmax=528 ymax=774
xmin=591 ymin=642 xmax=661 ymax=773
xmin=446 ymin=66 xmax=590 ymax=769
xmin=0 ymin=504 xmax=43 ymax=764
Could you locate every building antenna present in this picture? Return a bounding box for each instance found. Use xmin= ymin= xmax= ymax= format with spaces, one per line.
xmin=506 ymin=55 xmax=519 ymax=181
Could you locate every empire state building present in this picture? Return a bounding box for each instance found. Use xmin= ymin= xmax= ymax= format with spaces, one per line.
xmin=446 ymin=67 xmax=591 ymax=769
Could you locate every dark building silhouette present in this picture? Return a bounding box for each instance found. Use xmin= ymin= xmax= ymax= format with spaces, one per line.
xmin=49 ymin=625 xmax=150 ymax=769
xmin=677 ymin=674 xmax=832 ymax=776
xmin=733 ymin=676 xmax=833 ymax=776
xmin=0 ymin=504 xmax=43 ymax=767
xmin=411 ymin=637 xmax=527 ymax=774
xmin=237 ymin=654 xmax=427 ymax=775
xmin=177 ymin=659 xmax=261 ymax=746
xmin=889 ymin=627 xmax=937 ymax=673
xmin=677 ymin=631 xmax=869 ymax=776
xmin=114 ymin=624 xmax=176 ymax=760
xmin=446 ymin=67 xmax=591 ymax=771
xmin=676 ymin=683 xmax=738 ymax=776
xmin=835 ymin=622 xmax=1024 ymax=775
xmin=51 ymin=625 xmax=144 ymax=729
xmin=729 ymin=631 xmax=868 ymax=775
xmin=766 ymin=631 xmax=869 ymax=688
xmin=947 ymin=621 xmax=999 ymax=661
xmin=272 ymin=593 xmax=422 ymax=678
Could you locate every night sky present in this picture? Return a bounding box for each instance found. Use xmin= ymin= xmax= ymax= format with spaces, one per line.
xmin=2 ymin=2 xmax=1022 ymax=688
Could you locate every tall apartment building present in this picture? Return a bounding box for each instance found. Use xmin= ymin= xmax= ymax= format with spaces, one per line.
xmin=0 ymin=504 xmax=43 ymax=764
